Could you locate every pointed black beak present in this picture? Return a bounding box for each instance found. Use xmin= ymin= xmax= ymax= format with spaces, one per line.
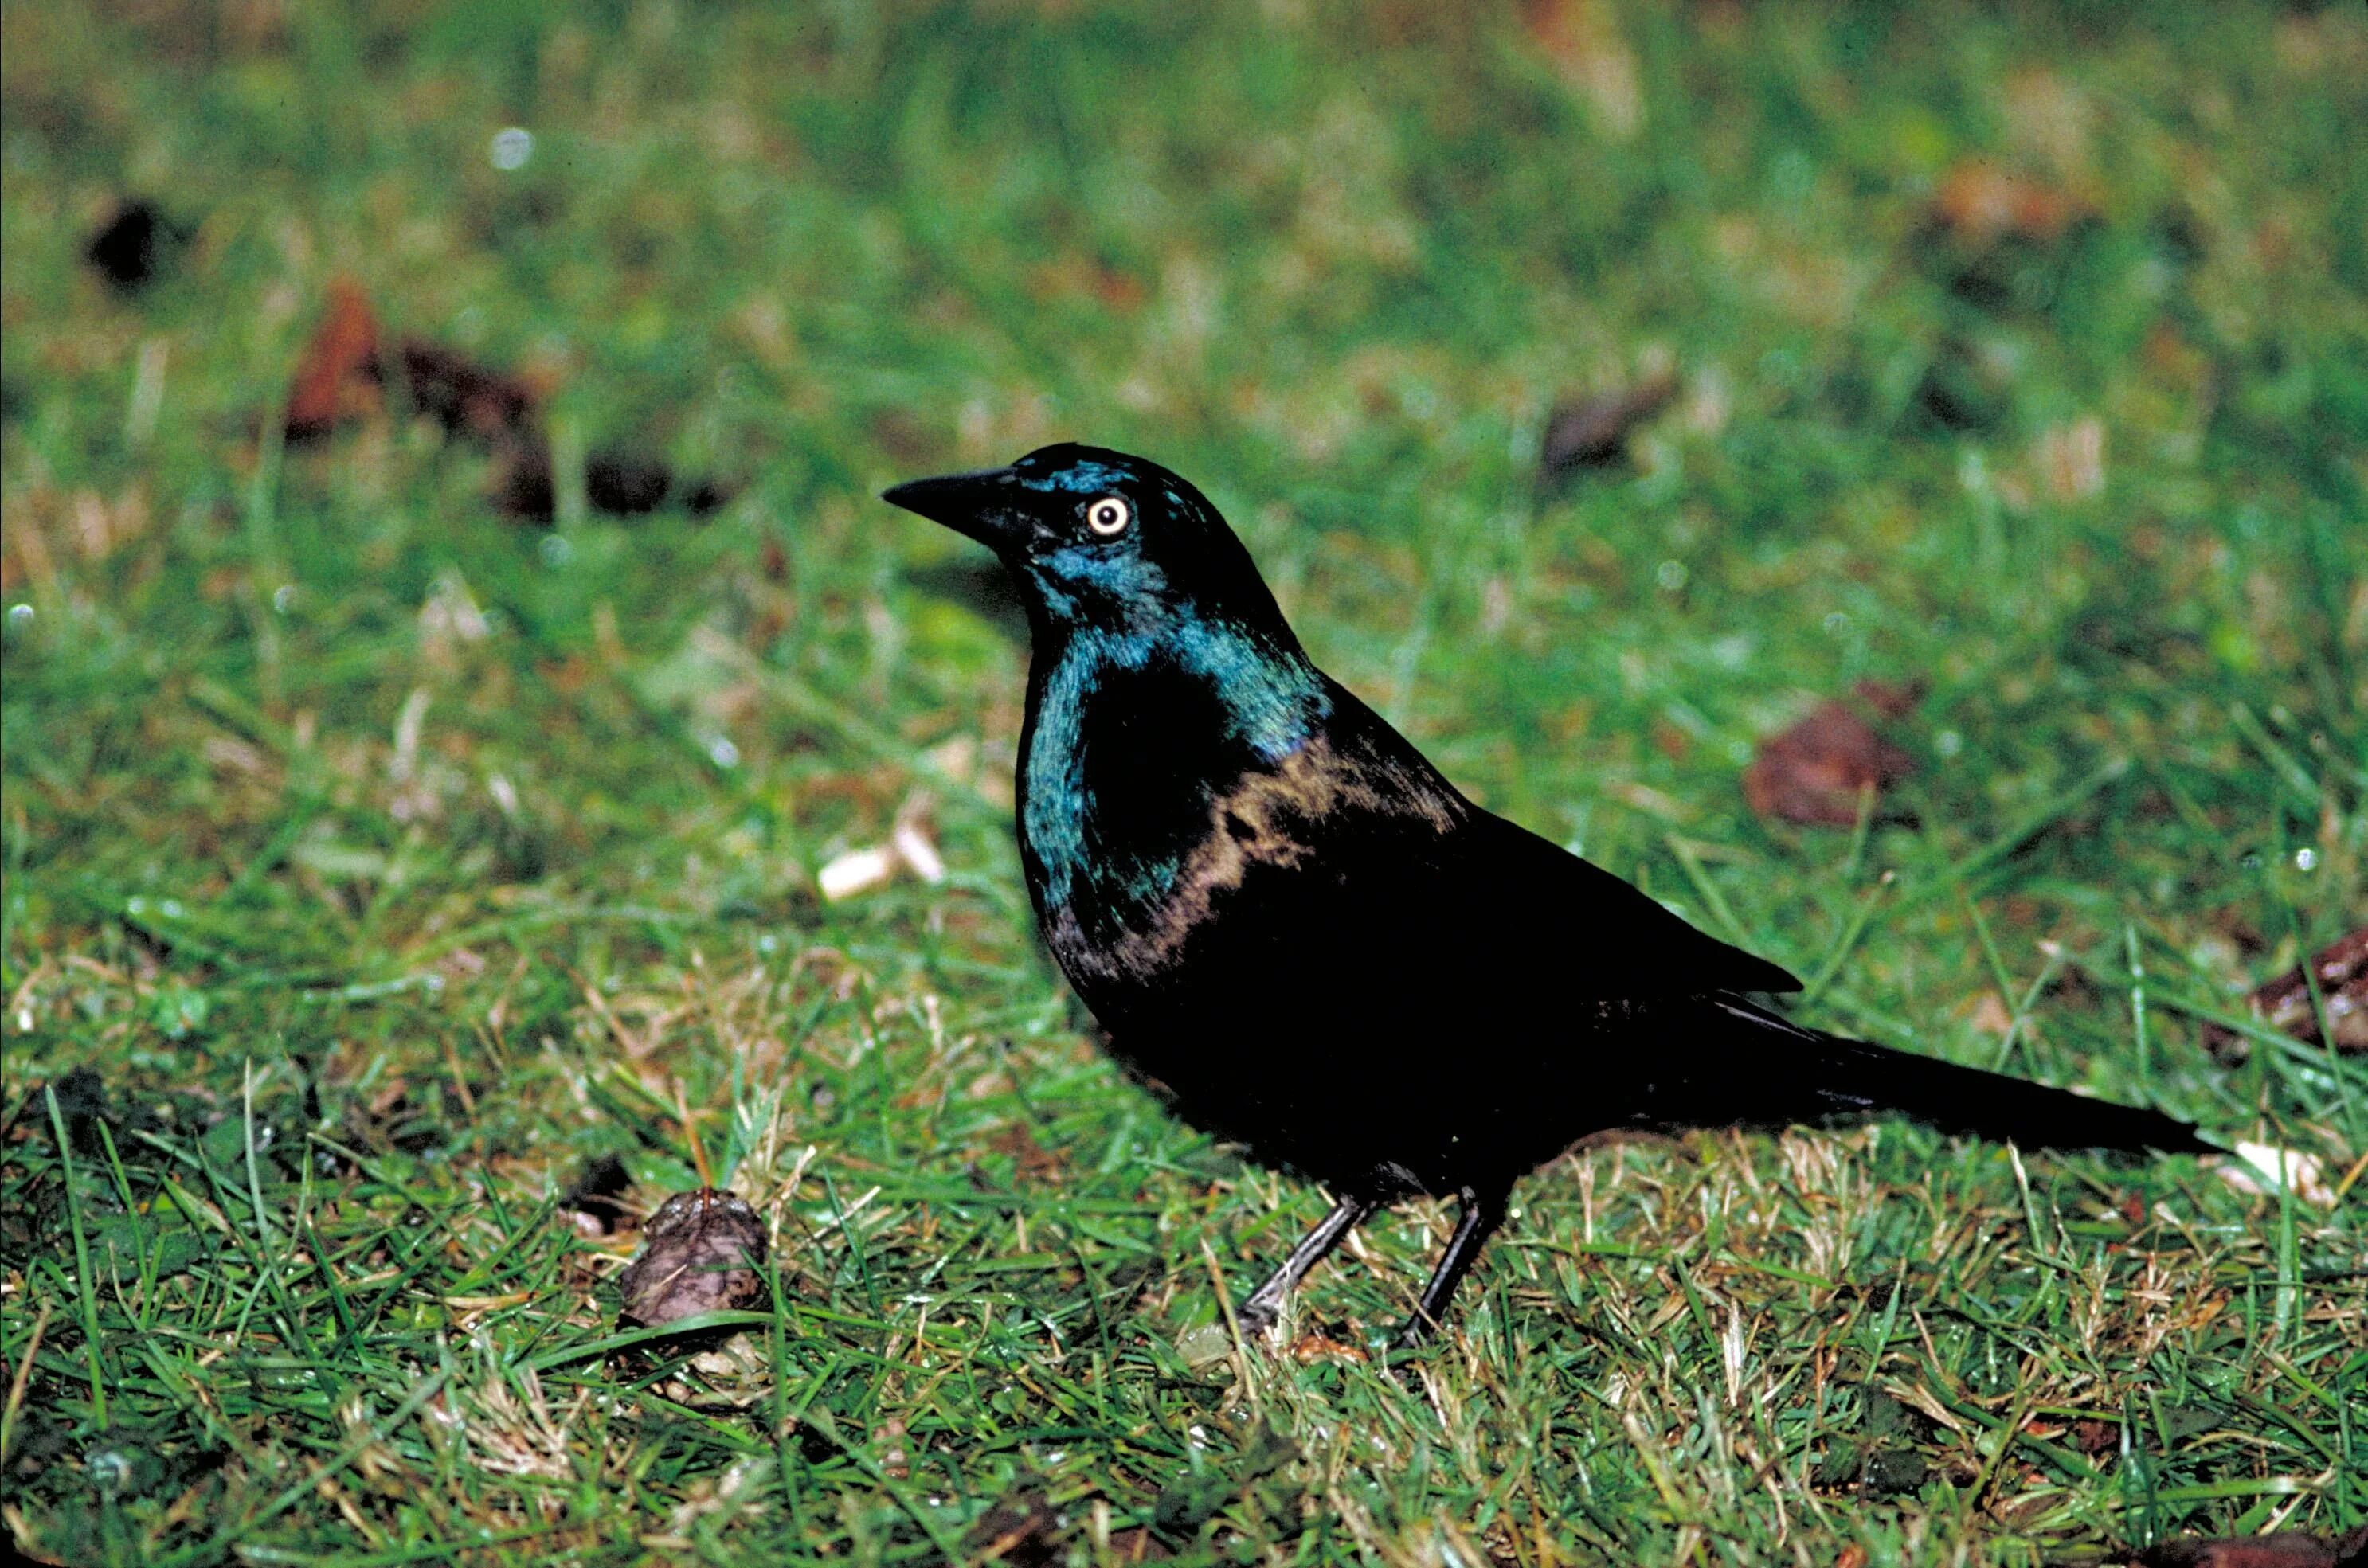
xmin=881 ymin=467 xmax=1028 ymax=553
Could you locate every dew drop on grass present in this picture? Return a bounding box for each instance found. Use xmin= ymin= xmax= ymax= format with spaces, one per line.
xmin=6 ymin=603 xmax=30 ymax=630
xmin=708 ymin=735 xmax=741 ymax=768
xmin=2294 ymin=847 xmax=2317 ymax=871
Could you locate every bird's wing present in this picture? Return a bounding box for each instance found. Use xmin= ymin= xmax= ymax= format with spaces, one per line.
xmin=1313 ymin=675 xmax=1802 ymax=999
xmin=1441 ymin=810 xmax=1802 ymax=996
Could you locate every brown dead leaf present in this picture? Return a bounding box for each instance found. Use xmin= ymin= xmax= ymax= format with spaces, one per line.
xmin=2204 ymin=926 xmax=2368 ymax=1063
xmin=1539 ymin=368 xmax=1680 ymax=483
xmin=276 ymin=297 xmax=732 ymax=519
xmin=1289 ymin=1331 xmax=1370 ymax=1366
xmin=1742 ymin=679 xmax=1924 ymax=827
xmin=1932 ymin=161 xmax=2088 ymax=248
xmin=286 ymin=277 xmax=385 ymax=441
xmin=986 ymin=1121 xmax=1065 ymax=1186
xmin=616 ymin=1188 xmax=768 ymax=1327
xmin=2135 ymin=1526 xmax=2368 ymax=1568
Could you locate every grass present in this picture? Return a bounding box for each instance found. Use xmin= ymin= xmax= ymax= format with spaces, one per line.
xmin=2 ymin=1 xmax=2363 ymax=1562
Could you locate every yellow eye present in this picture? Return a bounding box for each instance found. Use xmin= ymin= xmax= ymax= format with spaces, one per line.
xmin=1085 ymin=495 xmax=1131 ymax=536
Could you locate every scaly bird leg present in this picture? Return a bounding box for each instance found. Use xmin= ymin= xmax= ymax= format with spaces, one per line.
xmin=1235 ymin=1192 xmax=1374 ymax=1335
xmin=1395 ymin=1184 xmax=1508 ymax=1346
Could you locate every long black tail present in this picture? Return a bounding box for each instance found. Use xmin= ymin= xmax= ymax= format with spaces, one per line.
xmin=1704 ymin=995 xmax=2213 ymax=1155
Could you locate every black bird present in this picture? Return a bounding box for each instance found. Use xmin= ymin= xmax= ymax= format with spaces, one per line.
xmin=883 ymin=444 xmax=2210 ymax=1343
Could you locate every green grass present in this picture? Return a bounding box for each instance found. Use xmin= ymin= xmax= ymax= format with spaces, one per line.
xmin=3 ymin=2 xmax=2364 ymax=1563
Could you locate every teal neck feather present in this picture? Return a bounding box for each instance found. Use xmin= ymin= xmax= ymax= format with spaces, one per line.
xmin=1024 ymin=618 xmax=1329 ymax=912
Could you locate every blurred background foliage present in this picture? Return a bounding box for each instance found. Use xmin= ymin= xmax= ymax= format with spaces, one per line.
xmin=2 ymin=2 xmax=2362 ymax=1564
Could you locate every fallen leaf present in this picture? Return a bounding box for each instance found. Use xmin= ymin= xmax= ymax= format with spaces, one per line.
xmin=2135 ymin=1526 xmax=2368 ymax=1568
xmin=1932 ymin=161 xmax=2087 ymax=248
xmin=985 ymin=1122 xmax=1064 ymax=1186
xmin=398 ymin=338 xmax=538 ymax=443
xmin=1742 ymin=680 xmax=1924 ymax=827
xmin=1289 ymin=1331 xmax=1369 ymax=1365
xmin=1539 ymin=368 xmax=1680 ymax=483
xmin=615 ymin=1187 xmax=768 ymax=1327
xmin=84 ymin=199 xmax=188 ymax=294
xmin=285 ymin=277 xmax=385 ymax=441
xmin=2204 ymin=926 xmax=2367 ymax=1063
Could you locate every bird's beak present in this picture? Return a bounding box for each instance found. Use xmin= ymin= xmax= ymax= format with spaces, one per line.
xmin=880 ymin=467 xmax=1027 ymax=553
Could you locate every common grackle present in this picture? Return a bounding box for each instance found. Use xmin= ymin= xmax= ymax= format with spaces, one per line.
xmin=884 ymin=444 xmax=2211 ymax=1344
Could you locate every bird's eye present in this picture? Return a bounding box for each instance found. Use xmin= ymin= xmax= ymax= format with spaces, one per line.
xmin=1084 ymin=495 xmax=1132 ymax=537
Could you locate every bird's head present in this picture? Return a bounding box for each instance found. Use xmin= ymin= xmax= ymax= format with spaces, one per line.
xmin=883 ymin=444 xmax=1294 ymax=643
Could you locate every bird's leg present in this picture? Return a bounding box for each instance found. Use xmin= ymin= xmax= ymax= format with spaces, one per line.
xmin=1395 ymin=1185 xmax=1508 ymax=1346
xmin=1235 ymin=1193 xmax=1374 ymax=1335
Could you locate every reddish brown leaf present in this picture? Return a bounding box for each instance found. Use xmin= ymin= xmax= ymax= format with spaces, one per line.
xmin=615 ymin=1187 xmax=768 ymax=1327
xmin=2204 ymin=926 xmax=2368 ymax=1063
xmin=1932 ymin=161 xmax=2087 ymax=248
xmin=1742 ymin=681 xmax=1924 ymax=827
xmin=285 ymin=277 xmax=385 ymax=441
xmin=2135 ymin=1526 xmax=2368 ymax=1568
xmin=1539 ymin=369 xmax=1680 ymax=482
xmin=986 ymin=1121 xmax=1065 ymax=1186
xmin=1289 ymin=1331 xmax=1370 ymax=1365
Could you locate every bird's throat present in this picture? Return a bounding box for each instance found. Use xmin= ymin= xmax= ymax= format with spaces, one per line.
xmin=1019 ymin=619 xmax=1330 ymax=935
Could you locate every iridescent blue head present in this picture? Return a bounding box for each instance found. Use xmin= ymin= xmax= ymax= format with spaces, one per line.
xmin=883 ymin=444 xmax=1296 ymax=645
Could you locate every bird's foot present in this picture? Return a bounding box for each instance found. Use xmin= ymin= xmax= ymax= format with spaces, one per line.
xmin=1389 ymin=1315 xmax=1438 ymax=1353
xmin=1232 ymin=1293 xmax=1283 ymax=1338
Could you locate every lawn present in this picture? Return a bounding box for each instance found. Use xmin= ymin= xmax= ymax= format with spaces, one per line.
xmin=2 ymin=2 xmax=2363 ymax=1564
